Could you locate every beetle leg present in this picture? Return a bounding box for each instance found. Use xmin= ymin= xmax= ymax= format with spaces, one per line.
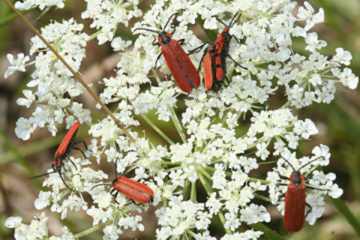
xmin=305 ymin=203 xmax=313 ymax=218
xmin=178 ymin=39 xmax=185 ymax=45
xmin=80 ymin=141 xmax=88 ymax=150
xmin=224 ymin=75 xmax=230 ymax=86
xmin=278 ymin=175 xmax=290 ymax=182
xmin=227 ymin=54 xmax=248 ymax=70
xmin=304 ymin=166 xmax=320 ymax=178
xmin=31 ymin=170 xmax=57 ymax=179
xmin=112 ymin=191 xmax=120 ymax=204
xmin=152 ymin=37 xmax=159 ymax=46
xmin=72 ymin=147 xmax=87 ymax=159
xmin=66 ymin=157 xmax=78 ymax=170
xmin=305 ymin=184 xmax=329 ymax=193
xmin=170 ymin=21 xmax=178 ymax=35
xmin=233 ymin=35 xmax=242 ymax=44
xmin=165 ymin=74 xmax=172 ymax=81
xmin=72 ymin=140 xmax=88 ymax=150
xmin=188 ymin=43 xmax=206 ymax=55
xmin=275 ymin=183 xmax=289 ymax=190
xmin=58 ymin=168 xmax=75 ymax=192
xmin=197 ymin=48 xmax=208 ymax=72
xmin=110 ymin=188 xmax=117 ymax=195
xmin=61 ymin=162 xmax=76 ymax=177
xmin=154 ymin=53 xmax=163 ymax=69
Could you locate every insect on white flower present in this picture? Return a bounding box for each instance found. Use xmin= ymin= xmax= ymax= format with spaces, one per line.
xmin=4 ymin=0 xmax=359 ymax=239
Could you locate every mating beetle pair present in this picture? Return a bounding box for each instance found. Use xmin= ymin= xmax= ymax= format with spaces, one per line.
xmin=134 ymin=12 xmax=245 ymax=93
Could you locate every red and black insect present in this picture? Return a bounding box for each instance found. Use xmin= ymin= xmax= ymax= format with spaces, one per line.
xmin=92 ymin=155 xmax=154 ymax=204
xmin=111 ymin=176 xmax=154 ymax=204
xmin=283 ymin=170 xmax=306 ymax=232
xmin=200 ymin=12 xmax=246 ymax=90
xmin=201 ymin=45 xmax=217 ymax=90
xmin=32 ymin=120 xmax=86 ymax=191
xmin=279 ymin=158 xmax=327 ymax=232
xmin=134 ymin=13 xmax=200 ymax=93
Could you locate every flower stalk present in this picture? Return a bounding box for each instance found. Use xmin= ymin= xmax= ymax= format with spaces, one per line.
xmin=170 ymin=107 xmax=187 ymax=143
xmin=3 ymin=0 xmax=134 ymax=141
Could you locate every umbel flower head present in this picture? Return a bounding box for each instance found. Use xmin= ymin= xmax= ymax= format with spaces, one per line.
xmin=4 ymin=0 xmax=358 ymax=239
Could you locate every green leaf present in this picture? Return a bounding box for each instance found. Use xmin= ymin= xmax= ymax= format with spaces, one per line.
xmin=331 ymin=198 xmax=360 ymax=237
xmin=252 ymin=223 xmax=284 ymax=240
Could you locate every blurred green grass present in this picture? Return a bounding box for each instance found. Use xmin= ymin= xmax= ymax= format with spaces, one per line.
xmin=0 ymin=0 xmax=360 ymax=239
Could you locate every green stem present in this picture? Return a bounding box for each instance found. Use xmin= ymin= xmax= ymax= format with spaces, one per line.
xmin=170 ymin=107 xmax=186 ymax=143
xmin=190 ymin=181 xmax=197 ymax=202
xmin=161 ymin=160 xmax=180 ymax=165
xmin=140 ymin=115 xmax=174 ymax=145
xmin=89 ymin=30 xmax=101 ymax=41
xmin=186 ymin=230 xmax=196 ymax=237
xmin=252 ymin=223 xmax=284 ymax=240
xmin=183 ymin=180 xmax=190 ymax=200
xmin=74 ymin=222 xmax=110 ymax=239
xmin=0 ymin=8 xmax=31 ymax=27
xmin=197 ymin=166 xmax=212 ymax=180
xmin=218 ymin=212 xmax=230 ymax=234
xmin=248 ymin=177 xmax=271 ymax=185
xmin=258 ymin=160 xmax=277 ymax=165
xmin=197 ymin=169 xmax=231 ymax=234
xmin=198 ymin=173 xmax=213 ymax=194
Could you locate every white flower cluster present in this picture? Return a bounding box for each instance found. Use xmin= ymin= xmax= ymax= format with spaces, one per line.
xmin=14 ymin=0 xmax=65 ymax=10
xmin=266 ymin=145 xmax=343 ymax=225
xmin=82 ymin=0 xmax=142 ymax=44
xmin=5 ymin=214 xmax=74 ymax=240
xmin=9 ymin=19 xmax=91 ymax=140
xmin=5 ymin=0 xmax=358 ymax=239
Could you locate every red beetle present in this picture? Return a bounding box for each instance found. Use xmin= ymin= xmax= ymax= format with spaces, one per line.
xmin=111 ymin=176 xmax=154 ymax=204
xmin=92 ymin=155 xmax=154 ymax=204
xmin=53 ymin=120 xmax=81 ymax=168
xmin=201 ymin=12 xmax=246 ymax=90
xmin=202 ymin=45 xmax=216 ymax=90
xmin=283 ymin=170 xmax=306 ymax=232
xmin=134 ymin=13 xmax=200 ymax=93
xmin=213 ymin=12 xmax=242 ymax=81
xmin=33 ymin=120 xmax=86 ymax=191
xmin=281 ymin=158 xmax=326 ymax=232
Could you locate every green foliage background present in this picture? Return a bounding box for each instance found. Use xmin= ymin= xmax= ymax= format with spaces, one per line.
xmin=0 ymin=0 xmax=360 ymax=239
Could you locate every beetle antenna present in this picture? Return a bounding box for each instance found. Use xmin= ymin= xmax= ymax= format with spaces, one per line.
xmin=229 ymin=11 xmax=241 ymax=28
xmin=114 ymin=160 xmax=119 ymax=178
xmin=281 ymin=158 xmax=297 ymax=172
xmin=299 ymin=157 xmax=322 ymax=172
xmin=133 ymin=28 xmax=160 ymax=34
xmin=304 ymin=166 xmax=319 ymax=178
xmin=91 ymin=183 xmax=111 ymax=191
xmin=215 ymin=16 xmax=227 ymax=27
xmin=114 ymin=142 xmax=121 ymax=178
xmin=31 ymin=170 xmax=57 ymax=179
xmin=163 ymin=12 xmax=178 ymax=31
xmin=58 ymin=168 xmax=76 ymax=192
